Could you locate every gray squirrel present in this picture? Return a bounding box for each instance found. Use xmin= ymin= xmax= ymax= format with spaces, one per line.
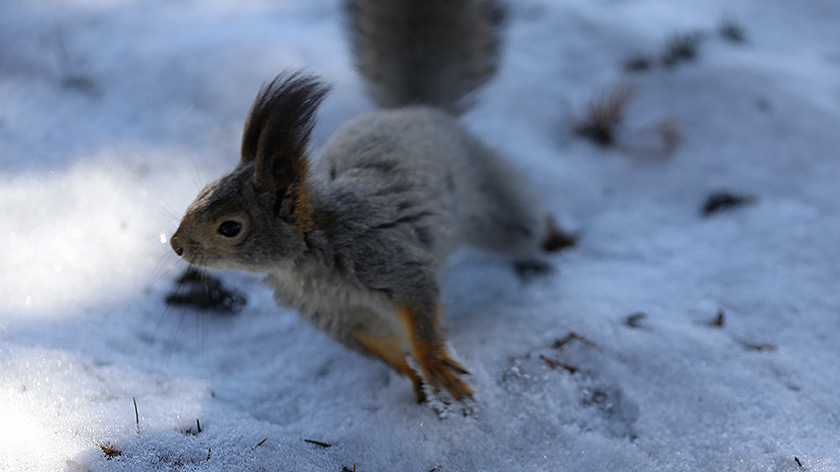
xmin=170 ymin=0 xmax=573 ymax=402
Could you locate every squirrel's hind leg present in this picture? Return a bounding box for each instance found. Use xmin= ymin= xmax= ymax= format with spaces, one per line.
xmin=354 ymin=329 xmax=426 ymax=402
xmin=395 ymin=305 xmax=474 ymax=401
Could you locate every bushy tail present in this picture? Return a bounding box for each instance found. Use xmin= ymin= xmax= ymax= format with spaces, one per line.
xmin=345 ymin=0 xmax=504 ymax=115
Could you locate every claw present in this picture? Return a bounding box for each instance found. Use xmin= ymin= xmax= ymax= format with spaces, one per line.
xmin=396 ymin=305 xmax=475 ymax=401
xmin=418 ymin=350 xmax=474 ymax=400
xmin=443 ymin=357 xmax=471 ymax=376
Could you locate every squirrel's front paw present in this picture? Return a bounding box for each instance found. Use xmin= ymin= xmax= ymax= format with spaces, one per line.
xmin=417 ymin=349 xmax=474 ymax=401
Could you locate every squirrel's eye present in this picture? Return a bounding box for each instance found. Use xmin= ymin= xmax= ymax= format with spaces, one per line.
xmin=217 ymin=220 xmax=242 ymax=238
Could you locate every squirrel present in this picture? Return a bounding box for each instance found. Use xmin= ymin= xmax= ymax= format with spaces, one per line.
xmin=170 ymin=0 xmax=573 ymax=403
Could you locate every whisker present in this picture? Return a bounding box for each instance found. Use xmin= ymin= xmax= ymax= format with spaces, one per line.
xmin=199 ymin=264 xmax=209 ymax=284
xmin=153 ymin=261 xmax=199 ymax=353
xmin=197 ymin=299 xmax=209 ymax=368
xmin=186 ymin=145 xmax=206 ymax=194
xmin=153 ymin=276 xmax=184 ymax=341
xmin=156 ymin=202 xmax=181 ymax=228
xmin=166 ymin=302 xmax=190 ymax=364
xmin=148 ymin=255 xmax=184 ymax=287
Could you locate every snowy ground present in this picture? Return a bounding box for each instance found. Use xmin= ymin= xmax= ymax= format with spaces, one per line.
xmin=2 ymin=0 xmax=840 ymax=470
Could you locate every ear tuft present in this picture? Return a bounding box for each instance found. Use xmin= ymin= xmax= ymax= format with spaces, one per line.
xmin=242 ymin=72 xmax=331 ymax=194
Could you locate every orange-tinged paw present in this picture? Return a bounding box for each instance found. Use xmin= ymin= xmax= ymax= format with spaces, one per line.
xmin=417 ymin=349 xmax=474 ymax=401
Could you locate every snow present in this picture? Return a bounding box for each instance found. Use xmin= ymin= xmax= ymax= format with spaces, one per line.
xmin=1 ymin=0 xmax=839 ymax=470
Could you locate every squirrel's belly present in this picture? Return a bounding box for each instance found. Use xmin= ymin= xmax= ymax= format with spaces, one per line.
xmin=263 ymin=267 xmax=398 ymax=345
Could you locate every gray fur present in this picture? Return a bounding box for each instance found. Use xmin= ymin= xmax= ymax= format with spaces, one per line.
xmin=172 ymin=0 xmax=552 ymax=399
xmin=313 ymin=107 xmax=544 ymax=264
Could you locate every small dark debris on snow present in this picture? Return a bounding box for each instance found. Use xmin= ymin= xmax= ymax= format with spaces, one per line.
xmin=756 ymin=97 xmax=771 ymax=112
xmin=341 ymin=466 xmax=356 ymax=472
xmin=794 ymin=456 xmax=804 ymax=468
xmin=624 ymin=312 xmax=647 ymax=328
xmin=99 ymin=445 xmax=122 ymax=458
xmin=719 ymin=18 xmax=747 ymax=43
xmin=709 ymin=309 xmax=725 ymax=328
xmin=255 ymin=438 xmax=268 ymax=448
xmin=662 ymin=31 xmax=703 ymax=68
xmin=62 ymin=75 xmax=101 ymax=96
xmin=513 ymin=259 xmax=553 ymax=280
xmin=540 ymin=355 xmax=579 ymax=373
xmin=623 ymin=55 xmax=653 ymax=72
xmin=553 ymin=331 xmax=595 ymax=349
xmin=304 ymin=439 xmax=332 ymax=448
xmin=541 ymin=221 xmax=578 ymax=252
xmin=165 ymin=266 xmax=246 ymax=314
xmin=743 ymin=342 xmax=777 ymax=352
xmin=701 ymin=191 xmax=757 ymax=216
xmin=583 ymin=389 xmax=609 ymax=407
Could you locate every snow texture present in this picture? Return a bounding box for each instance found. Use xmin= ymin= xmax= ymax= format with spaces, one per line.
xmin=1 ymin=0 xmax=839 ymax=471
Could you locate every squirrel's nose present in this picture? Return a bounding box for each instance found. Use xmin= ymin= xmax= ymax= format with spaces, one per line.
xmin=170 ymin=232 xmax=185 ymax=256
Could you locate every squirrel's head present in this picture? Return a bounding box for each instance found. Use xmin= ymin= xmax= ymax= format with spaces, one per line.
xmin=170 ymin=73 xmax=330 ymax=271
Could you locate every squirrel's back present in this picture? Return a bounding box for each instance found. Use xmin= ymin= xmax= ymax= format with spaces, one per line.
xmin=346 ymin=0 xmax=504 ymax=115
xmin=314 ymin=106 xmax=543 ymax=261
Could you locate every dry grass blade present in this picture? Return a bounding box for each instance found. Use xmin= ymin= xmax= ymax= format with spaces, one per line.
xmin=303 ymin=438 xmax=332 ymax=448
xmin=133 ymin=397 xmax=139 ymax=433
xmin=539 ymin=355 xmax=579 ymax=373
xmin=702 ymin=191 xmax=757 ymax=217
xmin=574 ymin=84 xmax=634 ymax=147
xmin=743 ymin=342 xmax=777 ymax=352
xmin=552 ymin=331 xmax=595 ymax=349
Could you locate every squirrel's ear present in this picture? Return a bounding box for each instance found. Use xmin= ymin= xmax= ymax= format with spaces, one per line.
xmin=241 ymin=72 xmax=330 ymax=199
